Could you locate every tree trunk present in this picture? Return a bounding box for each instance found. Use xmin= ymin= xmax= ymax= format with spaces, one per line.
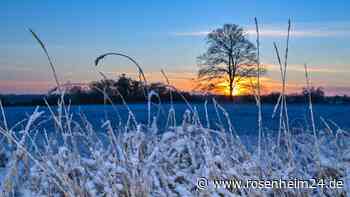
xmin=228 ymin=56 xmax=234 ymax=101
xmin=229 ymin=79 xmax=234 ymax=101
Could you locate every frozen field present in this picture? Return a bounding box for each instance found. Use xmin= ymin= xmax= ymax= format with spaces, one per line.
xmin=0 ymin=102 xmax=350 ymax=196
xmin=3 ymin=103 xmax=350 ymax=135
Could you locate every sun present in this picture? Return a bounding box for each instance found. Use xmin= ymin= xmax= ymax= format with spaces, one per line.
xmin=218 ymin=81 xmax=241 ymax=96
xmin=216 ymin=77 xmax=258 ymax=96
xmin=202 ymin=78 xmax=255 ymax=96
xmin=232 ymin=85 xmax=241 ymax=95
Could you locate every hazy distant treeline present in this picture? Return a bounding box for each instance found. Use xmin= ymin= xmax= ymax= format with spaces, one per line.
xmin=1 ymin=74 xmax=350 ymax=106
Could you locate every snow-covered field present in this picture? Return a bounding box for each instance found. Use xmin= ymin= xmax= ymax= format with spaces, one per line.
xmin=0 ymin=100 xmax=349 ymax=196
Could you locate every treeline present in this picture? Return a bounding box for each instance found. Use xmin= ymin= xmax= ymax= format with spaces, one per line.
xmin=235 ymin=87 xmax=350 ymax=104
xmin=1 ymin=75 xmax=350 ymax=106
xmin=0 ymin=74 xmax=205 ymax=106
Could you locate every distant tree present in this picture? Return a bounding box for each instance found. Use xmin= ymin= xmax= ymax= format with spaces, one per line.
xmin=302 ymin=87 xmax=325 ymax=103
xmin=67 ymin=86 xmax=84 ymax=95
xmin=149 ymin=82 xmax=169 ymax=97
xmin=89 ymin=79 xmax=116 ymax=97
xmin=115 ymin=74 xmax=132 ymax=97
xmin=0 ymin=94 xmax=4 ymax=105
xmin=197 ymin=24 xmax=262 ymax=100
xmin=262 ymin=92 xmax=281 ymax=103
xmin=88 ymin=74 xmax=147 ymax=101
xmin=130 ymin=80 xmax=143 ymax=97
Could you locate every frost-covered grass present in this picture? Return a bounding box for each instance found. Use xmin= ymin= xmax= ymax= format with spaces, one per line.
xmin=0 ymin=98 xmax=349 ymax=196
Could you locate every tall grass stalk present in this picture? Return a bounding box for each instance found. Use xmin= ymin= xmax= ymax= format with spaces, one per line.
xmin=283 ymin=19 xmax=291 ymax=139
xmin=97 ymin=71 xmax=138 ymax=129
xmin=273 ymin=19 xmax=291 ymax=149
xmin=272 ymin=20 xmax=294 ymax=170
xmin=273 ymin=43 xmax=286 ymax=147
xmin=161 ymin=69 xmax=176 ymax=128
xmin=94 ymin=52 xmax=148 ymax=97
xmin=0 ymin=101 xmax=11 ymax=146
xmin=29 ymin=29 xmax=61 ymax=93
xmin=254 ymin=17 xmax=263 ymax=162
xmin=160 ymin=69 xmax=173 ymax=107
xmin=304 ymin=64 xmax=320 ymax=166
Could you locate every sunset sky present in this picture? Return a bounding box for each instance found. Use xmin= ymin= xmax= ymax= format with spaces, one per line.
xmin=1 ymin=0 xmax=350 ymax=95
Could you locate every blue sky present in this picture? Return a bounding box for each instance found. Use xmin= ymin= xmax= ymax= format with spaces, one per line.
xmin=1 ymin=0 xmax=350 ymax=95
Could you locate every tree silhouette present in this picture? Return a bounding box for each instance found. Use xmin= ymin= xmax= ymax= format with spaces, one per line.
xmin=302 ymin=86 xmax=325 ymax=103
xmin=116 ymin=74 xmax=132 ymax=97
xmin=197 ymin=24 xmax=262 ymax=100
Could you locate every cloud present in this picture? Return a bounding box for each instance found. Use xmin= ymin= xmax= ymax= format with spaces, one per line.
xmin=172 ymin=22 xmax=350 ymax=38
xmin=265 ymin=64 xmax=350 ymax=74
xmin=171 ymin=31 xmax=210 ymax=37
xmin=247 ymin=29 xmax=349 ymax=37
xmin=173 ymin=29 xmax=350 ymax=38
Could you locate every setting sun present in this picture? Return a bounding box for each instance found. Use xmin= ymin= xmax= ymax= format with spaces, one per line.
xmin=218 ymin=81 xmax=240 ymax=96
xmin=215 ymin=78 xmax=258 ymax=96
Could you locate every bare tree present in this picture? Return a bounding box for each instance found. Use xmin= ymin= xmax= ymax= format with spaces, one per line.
xmin=197 ymin=24 xmax=262 ymax=100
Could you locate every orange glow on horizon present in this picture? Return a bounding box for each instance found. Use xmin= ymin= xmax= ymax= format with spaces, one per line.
xmin=214 ymin=77 xmax=259 ymax=96
xmin=1 ymin=74 xmax=343 ymax=96
xmin=216 ymin=81 xmax=240 ymax=96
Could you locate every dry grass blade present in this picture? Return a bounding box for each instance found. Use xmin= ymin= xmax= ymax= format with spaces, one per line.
xmin=97 ymin=71 xmax=138 ymax=127
xmin=304 ymin=64 xmax=316 ymax=135
xmin=161 ymin=69 xmax=174 ymax=105
xmin=320 ymin=117 xmax=333 ymax=135
xmin=160 ymin=69 xmax=170 ymax=85
xmin=254 ymin=17 xmax=262 ymax=162
xmin=304 ymin=64 xmax=319 ymax=160
xmin=94 ymin=52 xmax=148 ymax=88
xmin=283 ymin=20 xmax=291 ymax=138
xmin=159 ymin=69 xmax=193 ymax=112
xmin=273 ymin=19 xmax=292 ymax=149
xmin=273 ymin=43 xmax=284 ymax=144
xmin=95 ymin=52 xmax=149 ymax=100
xmin=0 ymin=101 xmax=8 ymax=132
xmin=0 ymin=100 xmax=12 ymax=147
xmin=29 ymin=29 xmax=61 ymax=93
xmin=272 ymin=94 xmax=282 ymax=118
xmin=284 ymin=19 xmax=291 ymax=72
xmin=273 ymin=42 xmax=284 ymax=78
